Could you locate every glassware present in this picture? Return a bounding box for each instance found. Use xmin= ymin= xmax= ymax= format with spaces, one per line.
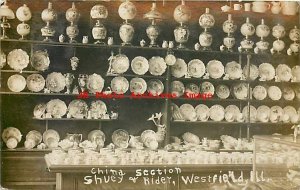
xmin=144 ymin=3 xmax=163 ymax=47
xmin=198 ymin=8 xmax=215 ymax=51
xmin=270 ymin=23 xmax=286 ymax=54
xmin=66 ymin=2 xmax=80 ymax=43
xmin=118 ymin=0 xmax=137 ymax=46
xmin=287 ymin=26 xmax=300 ymax=55
xmin=238 ymin=17 xmax=255 ymax=53
xmin=173 ymin=0 xmax=191 ymax=49
xmin=41 ymin=2 xmax=57 ymax=42
xmin=16 ymin=4 xmax=31 ymax=40
xmin=254 ymin=19 xmax=270 ymax=54
xmin=0 ymin=0 xmax=15 ymax=39
xmin=220 ymin=14 xmax=237 ymax=52
xmin=90 ymin=4 xmax=108 ymax=44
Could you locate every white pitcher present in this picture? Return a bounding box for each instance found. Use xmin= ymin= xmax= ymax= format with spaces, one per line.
xmin=281 ymin=1 xmax=299 ymax=16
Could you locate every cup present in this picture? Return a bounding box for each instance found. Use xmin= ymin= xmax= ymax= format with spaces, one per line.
xmin=244 ymin=3 xmax=251 ymax=11
xmin=59 ymin=34 xmax=65 ymax=43
xmin=234 ymin=4 xmax=243 ymax=11
xmin=108 ymin=37 xmax=113 ymax=45
xmin=82 ymin=36 xmax=88 ymax=44
xmin=168 ymin=41 xmax=174 ymax=49
xmin=162 ymin=40 xmax=168 ymax=48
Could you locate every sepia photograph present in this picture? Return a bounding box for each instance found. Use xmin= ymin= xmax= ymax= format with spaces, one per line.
xmin=0 ymin=0 xmax=299 ymax=189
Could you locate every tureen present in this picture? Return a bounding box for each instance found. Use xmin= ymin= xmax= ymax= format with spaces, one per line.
xmin=198 ymin=8 xmax=215 ymax=51
xmin=66 ymin=3 xmax=80 ymax=43
xmin=173 ymin=0 xmax=191 ymax=49
xmin=238 ymin=17 xmax=255 ymax=53
xmin=254 ymin=19 xmax=270 ymax=54
xmin=144 ymin=3 xmax=163 ymax=47
xmin=220 ymin=14 xmax=236 ymax=52
xmin=119 ymin=0 xmax=136 ymax=46
xmin=91 ymin=4 xmax=108 ymax=44
xmin=270 ymin=24 xmax=286 ymax=54
xmin=287 ymin=26 xmax=300 ymax=55
xmin=41 ymin=2 xmax=57 ymax=41
xmin=16 ymin=4 xmax=31 ymax=40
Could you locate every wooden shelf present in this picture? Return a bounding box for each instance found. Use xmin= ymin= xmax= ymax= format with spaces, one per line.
xmin=106 ymin=73 xmax=167 ymax=79
xmin=0 ymin=69 xmax=40 ymax=74
xmin=33 ymin=118 xmax=116 ymax=121
xmin=172 ymin=120 xmax=297 ymax=126
xmin=0 ymin=38 xmax=278 ymax=57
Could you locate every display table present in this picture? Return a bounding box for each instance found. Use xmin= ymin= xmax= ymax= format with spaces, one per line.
xmin=45 ymin=157 xmax=252 ymax=190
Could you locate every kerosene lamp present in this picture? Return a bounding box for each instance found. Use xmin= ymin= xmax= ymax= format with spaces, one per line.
xmin=90 ymin=4 xmax=108 ymax=44
xmin=66 ymin=2 xmax=80 ymax=43
xmin=0 ymin=0 xmax=15 ymax=39
xmin=41 ymin=2 xmax=57 ymax=41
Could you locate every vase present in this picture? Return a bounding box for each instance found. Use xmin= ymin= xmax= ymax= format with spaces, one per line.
xmin=92 ymin=20 xmax=107 ymax=44
xmin=199 ymin=30 xmax=212 ymax=50
xmin=17 ymin=23 xmax=30 ymax=40
xmin=119 ymin=22 xmax=134 ymax=46
xmin=174 ymin=23 xmax=189 ymax=49
xmin=146 ymin=21 xmax=160 ymax=47
xmin=66 ymin=24 xmax=79 ymax=43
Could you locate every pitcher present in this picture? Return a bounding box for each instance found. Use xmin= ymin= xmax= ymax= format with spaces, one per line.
xmin=281 ymin=1 xmax=299 ymax=15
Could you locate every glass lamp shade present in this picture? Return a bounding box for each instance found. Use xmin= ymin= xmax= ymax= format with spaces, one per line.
xmin=0 ymin=4 xmax=15 ymax=19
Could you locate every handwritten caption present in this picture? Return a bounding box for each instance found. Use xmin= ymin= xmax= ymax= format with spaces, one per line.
xmin=83 ymin=167 xmax=269 ymax=186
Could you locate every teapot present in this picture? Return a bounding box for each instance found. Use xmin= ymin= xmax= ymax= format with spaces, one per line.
xmin=281 ymin=2 xmax=299 ymax=16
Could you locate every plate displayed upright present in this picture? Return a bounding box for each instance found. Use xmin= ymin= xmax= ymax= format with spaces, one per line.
xmin=148 ymin=56 xmax=167 ymax=76
xmin=31 ymin=50 xmax=50 ymax=71
xmin=171 ymin=58 xmax=187 ymax=78
xmin=131 ymin=56 xmax=149 ymax=75
xmin=7 ymin=49 xmax=29 ymax=71
xmin=171 ymin=81 xmax=185 ymax=97
xmin=130 ymin=77 xmax=147 ymax=95
xmin=147 ymin=79 xmax=164 ymax=96
xmin=111 ymin=76 xmax=129 ymax=94
xmin=68 ymin=99 xmax=88 ymax=119
xmin=187 ymin=59 xmax=205 ymax=78
xmin=207 ymin=60 xmax=224 ymax=79
xmin=7 ymin=74 xmax=26 ymax=92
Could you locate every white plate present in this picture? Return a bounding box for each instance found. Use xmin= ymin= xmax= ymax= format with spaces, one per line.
xmin=268 ymin=86 xmax=282 ymax=101
xmin=68 ymin=100 xmax=88 ymax=119
xmin=112 ymin=129 xmax=130 ymax=148
xmin=90 ymin=100 xmax=107 ymax=118
xmin=233 ymin=83 xmax=248 ymax=100
xmin=225 ymin=105 xmax=240 ymax=121
xmin=225 ymin=61 xmax=242 ymax=80
xmin=2 ymin=127 xmax=22 ymax=143
xmin=270 ymin=106 xmax=284 ymax=123
xmin=242 ymin=105 xmax=257 ymax=123
xmin=185 ymin=83 xmax=200 ymax=98
xmin=171 ymin=58 xmax=187 ymax=78
xmin=200 ymin=81 xmax=215 ymax=96
xmin=276 ymin=64 xmax=292 ymax=82
xmin=7 ymin=74 xmax=26 ymax=92
xmin=46 ymin=72 xmax=66 ymax=93
xmin=7 ymin=49 xmax=29 ymax=71
xmin=187 ymin=59 xmax=205 ymax=78
xmin=43 ymin=129 xmax=60 ymax=148
xmin=147 ymin=79 xmax=164 ymax=96
xmin=87 ymin=73 xmax=104 ymax=94
xmin=207 ymin=60 xmax=224 ymax=79
xmin=33 ymin=103 xmax=46 ymax=118
xmin=243 ymin=64 xmax=259 ymax=81
xmin=282 ymin=86 xmax=295 ymax=101
xmin=256 ymin=105 xmax=270 ymax=122
xmin=182 ymin=132 xmax=200 ymax=145
xmin=216 ymin=84 xmax=230 ymax=99
xmin=259 ymin=63 xmax=275 ymax=81
xmin=88 ymin=130 xmax=106 ymax=143
xmin=209 ymin=105 xmax=225 ymax=121
xmin=179 ymin=104 xmax=197 ymax=121
xmin=111 ymin=54 xmax=129 ymax=74
xmin=131 ymin=56 xmax=149 ymax=75
xmin=111 ymin=76 xmax=129 ymax=94
xmin=26 ymin=74 xmax=45 ymax=92
xmin=171 ymin=81 xmax=185 ymax=97
xmin=195 ymin=104 xmax=209 ymax=121
xmin=171 ymin=103 xmax=184 ymax=121
xmin=46 ymin=99 xmax=67 ymax=118
xmin=165 ymin=54 xmax=176 ymax=66
xmin=31 ymin=50 xmax=50 ymax=71
xmin=253 ymin=85 xmax=267 ymax=100
xmin=26 ymin=130 xmax=42 ymax=144
xmin=283 ymin=106 xmax=297 ymax=120
xmin=292 ymin=66 xmax=300 ymax=82
xmin=148 ymin=56 xmax=167 ymax=76
xmin=130 ymin=77 xmax=147 ymax=95
xmin=0 ymin=50 xmax=6 ymax=68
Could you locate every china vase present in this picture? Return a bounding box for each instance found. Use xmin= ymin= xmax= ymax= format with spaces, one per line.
xmin=119 ymin=22 xmax=134 ymax=46
xmin=92 ymin=20 xmax=107 ymax=44
xmin=174 ymin=23 xmax=189 ymax=49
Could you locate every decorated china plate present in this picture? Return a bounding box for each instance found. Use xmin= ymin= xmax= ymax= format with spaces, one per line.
xmin=111 ymin=54 xmax=129 ymax=74
xmin=33 ymin=103 xmax=47 ymax=118
xmin=87 ymin=73 xmax=104 ymax=94
xmin=276 ymin=64 xmax=292 ymax=82
xmin=111 ymin=76 xmax=129 ymax=94
xmin=268 ymin=86 xmax=282 ymax=101
xmin=88 ymin=130 xmax=106 ymax=142
xmin=171 ymin=58 xmax=187 ymax=78
xmin=216 ymin=84 xmax=230 ymax=99
xmin=253 ymin=85 xmax=267 ymax=100
xmin=31 ymin=50 xmax=50 ymax=71
xmin=282 ymin=86 xmax=295 ymax=101
xmin=7 ymin=74 xmax=26 ymax=92
xmin=68 ymin=99 xmax=88 ymax=119
xmin=187 ymin=59 xmax=205 ymax=78
xmin=200 ymin=81 xmax=215 ymax=96
xmin=46 ymin=72 xmax=66 ymax=93
xmin=179 ymin=104 xmax=197 ymax=121
xmin=130 ymin=77 xmax=147 ymax=95
xmin=195 ymin=104 xmax=209 ymax=121
xmin=147 ymin=79 xmax=164 ymax=96
xmin=207 ymin=60 xmax=224 ymax=79
xmin=209 ymin=105 xmax=225 ymax=121
xmin=225 ymin=61 xmax=242 ymax=80
xmin=242 ymin=105 xmax=257 ymax=123
xmin=233 ymin=83 xmax=248 ymax=100
xmin=112 ymin=129 xmax=130 ymax=148
xmin=90 ymin=100 xmax=107 ymax=117
xmin=131 ymin=56 xmax=149 ymax=75
xmin=148 ymin=56 xmax=167 ymax=76
xmin=2 ymin=127 xmax=22 ymax=143
xmin=26 ymin=74 xmax=45 ymax=92
xmin=7 ymin=49 xmax=29 ymax=71
xmin=171 ymin=81 xmax=185 ymax=97
xmin=243 ymin=64 xmax=259 ymax=81
xmin=46 ymin=99 xmax=67 ymax=118
xmin=258 ymin=63 xmax=275 ymax=81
